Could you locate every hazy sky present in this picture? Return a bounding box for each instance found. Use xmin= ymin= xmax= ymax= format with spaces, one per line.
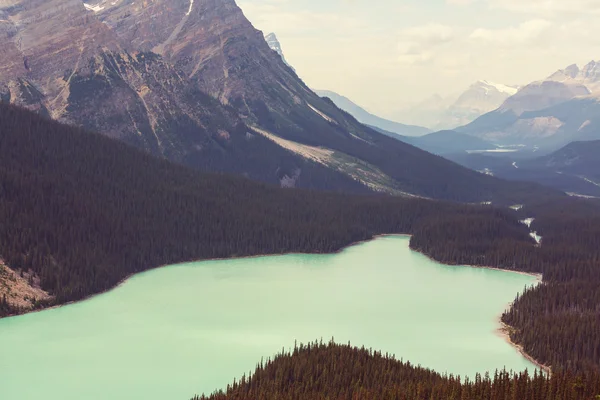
xmin=237 ymin=0 xmax=600 ymax=118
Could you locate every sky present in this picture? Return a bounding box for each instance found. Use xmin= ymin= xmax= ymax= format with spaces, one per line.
xmin=237 ymin=0 xmax=600 ymax=119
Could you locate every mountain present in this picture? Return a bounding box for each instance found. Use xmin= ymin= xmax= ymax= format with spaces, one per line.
xmin=529 ymin=140 xmax=600 ymax=193
xmin=407 ymin=130 xmax=498 ymax=155
xmin=442 ymin=81 xmax=519 ymax=128
xmin=369 ymin=126 xmax=499 ymax=155
xmin=547 ymin=61 xmax=600 ymax=92
xmin=264 ymin=32 xmax=295 ymax=72
xmin=457 ymin=61 xmax=600 ymax=151
xmin=0 ymin=0 xmax=562 ymax=203
xmin=0 ymin=102 xmax=541 ymax=314
xmin=314 ymin=90 xmax=430 ymax=137
xmin=446 ymin=140 xmax=600 ymax=197
xmin=393 ymin=81 xmax=518 ymax=130
xmin=393 ymin=93 xmax=456 ymax=129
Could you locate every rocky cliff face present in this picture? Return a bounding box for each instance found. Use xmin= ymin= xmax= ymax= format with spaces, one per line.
xmin=0 ymin=0 xmax=549 ymax=203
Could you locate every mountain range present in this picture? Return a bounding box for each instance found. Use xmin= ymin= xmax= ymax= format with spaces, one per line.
xmin=457 ymin=61 xmax=600 ymax=152
xmin=393 ymin=81 xmax=519 ymax=130
xmin=314 ymin=90 xmax=430 ymax=137
xmin=0 ymin=0 xmax=559 ymax=204
xmin=447 ymin=140 xmax=600 ymax=198
xmin=263 ymin=33 xmax=429 ymax=137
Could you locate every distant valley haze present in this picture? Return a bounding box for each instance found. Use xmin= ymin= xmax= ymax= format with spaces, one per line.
xmin=239 ymin=0 xmax=600 ymax=124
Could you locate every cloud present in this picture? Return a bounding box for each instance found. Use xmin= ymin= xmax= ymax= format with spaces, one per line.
xmin=470 ymin=19 xmax=552 ymax=46
xmin=397 ymin=24 xmax=455 ymax=65
xmin=446 ymin=0 xmax=476 ymax=5
xmin=488 ymin=0 xmax=600 ymax=14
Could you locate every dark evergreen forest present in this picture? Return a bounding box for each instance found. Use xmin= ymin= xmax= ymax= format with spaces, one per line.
xmin=0 ymin=103 xmax=599 ymax=377
xmin=0 ymin=103 xmax=534 ymax=312
xmin=194 ymin=341 xmax=600 ymax=400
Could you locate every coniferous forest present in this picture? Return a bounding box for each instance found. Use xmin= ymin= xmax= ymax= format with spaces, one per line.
xmin=194 ymin=341 xmax=600 ymax=400
xmin=1 ymin=103 xmax=600 ymax=393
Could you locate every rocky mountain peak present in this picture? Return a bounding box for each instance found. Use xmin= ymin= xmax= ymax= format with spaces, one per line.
xmin=547 ymin=60 xmax=600 ymax=92
xmin=265 ymin=33 xmax=282 ymax=55
xmin=264 ymin=32 xmax=295 ymax=71
xmin=564 ymin=64 xmax=581 ymax=78
xmin=581 ymin=60 xmax=600 ymax=82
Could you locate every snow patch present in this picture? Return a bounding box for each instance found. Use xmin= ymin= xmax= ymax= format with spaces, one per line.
xmin=510 ymin=204 xmax=523 ymax=211
xmin=512 ymin=161 xmax=519 ymax=169
xmin=580 ymin=176 xmax=600 ymax=188
xmin=530 ymin=232 xmax=542 ymax=244
xmin=578 ymin=120 xmax=591 ymax=131
xmin=520 ymin=218 xmax=534 ymax=228
xmin=567 ymin=192 xmax=600 ymax=199
xmin=186 ymin=0 xmax=194 ymax=16
xmin=479 ymin=80 xmax=519 ymax=96
xmin=478 ymin=168 xmax=494 ymax=176
xmin=308 ymin=104 xmax=338 ymax=125
xmin=84 ymin=3 xmax=105 ymax=12
xmin=520 ymin=218 xmax=542 ymax=245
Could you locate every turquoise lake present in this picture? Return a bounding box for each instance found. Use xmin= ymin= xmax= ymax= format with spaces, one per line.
xmin=0 ymin=236 xmax=539 ymax=399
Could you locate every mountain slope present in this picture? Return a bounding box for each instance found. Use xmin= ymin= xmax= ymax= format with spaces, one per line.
xmin=0 ymin=102 xmax=537 ymax=313
xmin=0 ymin=0 xmax=563 ymax=203
xmin=447 ymin=140 xmax=600 ymax=197
xmin=440 ymin=81 xmax=519 ymax=129
xmin=408 ymin=130 xmax=498 ymax=155
xmin=315 ymin=89 xmax=430 ymax=137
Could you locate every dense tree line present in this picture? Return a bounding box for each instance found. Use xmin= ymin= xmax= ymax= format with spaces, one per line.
xmin=499 ymin=199 xmax=600 ymax=372
xmin=1 ymin=104 xmax=600 ymax=375
xmin=410 ymin=197 xmax=600 ymax=372
xmin=0 ymin=103 xmax=533 ymax=315
xmin=194 ymin=341 xmax=600 ymax=400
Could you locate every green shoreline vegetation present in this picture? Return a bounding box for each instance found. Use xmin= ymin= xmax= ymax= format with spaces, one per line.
xmin=0 ymin=103 xmax=599 ymax=388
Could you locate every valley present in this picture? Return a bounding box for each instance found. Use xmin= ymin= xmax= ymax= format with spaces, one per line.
xmin=0 ymin=0 xmax=599 ymax=398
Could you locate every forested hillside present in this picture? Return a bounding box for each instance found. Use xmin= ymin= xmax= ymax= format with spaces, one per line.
xmin=1 ymin=104 xmax=599 ymax=374
xmin=412 ymin=197 xmax=600 ymax=372
xmin=194 ymin=341 xmax=600 ymax=400
xmin=0 ymin=103 xmax=534 ymax=314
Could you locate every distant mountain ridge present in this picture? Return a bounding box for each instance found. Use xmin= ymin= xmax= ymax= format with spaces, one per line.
xmin=392 ymin=80 xmax=519 ymax=130
xmin=446 ymin=140 xmax=600 ymax=197
xmin=457 ymin=61 xmax=600 ymax=151
xmin=261 ymin=33 xmax=430 ymax=137
xmin=315 ymin=90 xmax=430 ymax=137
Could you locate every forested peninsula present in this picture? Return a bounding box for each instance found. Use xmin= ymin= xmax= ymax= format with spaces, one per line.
xmin=193 ymin=341 xmax=600 ymax=400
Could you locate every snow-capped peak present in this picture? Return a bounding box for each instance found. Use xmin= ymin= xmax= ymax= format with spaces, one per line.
xmin=265 ymin=33 xmax=283 ymax=56
xmin=264 ymin=32 xmax=295 ymax=72
xmin=478 ymin=80 xmax=519 ymax=96
xmin=548 ymin=60 xmax=600 ymax=89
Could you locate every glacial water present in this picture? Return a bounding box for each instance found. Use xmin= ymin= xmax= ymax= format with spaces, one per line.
xmin=0 ymin=236 xmax=538 ymax=400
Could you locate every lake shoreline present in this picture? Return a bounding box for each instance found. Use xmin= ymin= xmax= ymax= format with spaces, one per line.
xmin=2 ymin=234 xmax=407 ymax=319
xmin=497 ymin=322 xmax=552 ymax=375
xmin=2 ymin=233 xmax=549 ymax=375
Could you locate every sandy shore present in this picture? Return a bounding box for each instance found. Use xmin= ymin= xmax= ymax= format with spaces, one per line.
xmin=497 ymin=322 xmax=552 ymax=375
